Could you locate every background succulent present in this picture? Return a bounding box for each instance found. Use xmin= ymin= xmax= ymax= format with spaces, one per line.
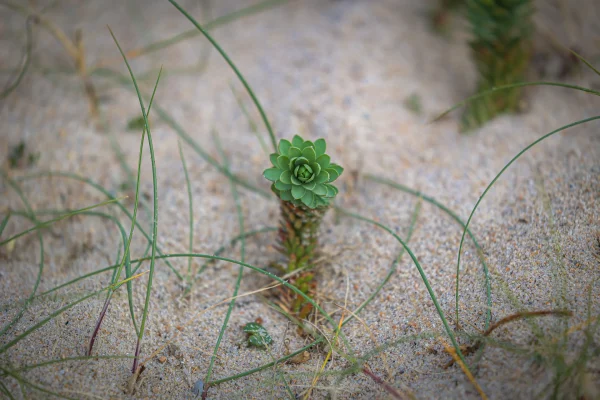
xmin=263 ymin=135 xmax=343 ymax=209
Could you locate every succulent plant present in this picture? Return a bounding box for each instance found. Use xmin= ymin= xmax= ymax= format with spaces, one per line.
xmin=263 ymin=135 xmax=343 ymax=209
xmin=462 ymin=0 xmax=533 ymax=130
xmin=264 ymin=135 xmax=343 ymax=324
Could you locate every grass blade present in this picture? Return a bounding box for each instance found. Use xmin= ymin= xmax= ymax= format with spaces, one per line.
xmin=169 ymin=0 xmax=277 ymax=151
xmin=107 ymin=26 xmax=160 ymax=373
xmin=178 ymin=141 xmax=195 ymax=284
xmin=454 ymin=115 xmax=600 ymax=327
xmin=432 ymin=81 xmax=600 ymax=123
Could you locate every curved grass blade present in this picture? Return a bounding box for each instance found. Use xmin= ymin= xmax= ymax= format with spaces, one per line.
xmin=335 ymin=207 xmax=472 ymax=373
xmin=0 ymin=283 xmax=114 ymax=354
xmin=455 ymin=115 xmax=600 ymax=327
xmin=0 ymin=175 xmax=44 ymax=338
xmin=0 ymin=196 xmax=123 ymax=247
xmin=92 ymin=68 xmax=270 ymax=198
xmin=91 ymin=0 xmax=287 ymax=70
xmin=90 ymin=67 xmax=163 ymax=356
xmin=5 ymin=209 xmax=127 ymax=300
xmin=107 ymin=27 xmax=160 ymax=373
xmin=204 ymin=131 xmax=248 ymax=395
xmin=0 ymin=16 xmax=33 ymax=99
xmin=0 ymin=366 xmax=74 ymax=400
xmin=12 ymin=355 xmax=133 ymax=373
xmin=432 ymin=81 xmax=600 ymax=123
xmin=364 ymin=174 xmax=492 ymax=331
xmin=169 ymin=0 xmax=277 ymax=151
xmin=15 ymin=171 xmax=183 ymax=280
xmin=349 ymin=198 xmax=422 ymax=319
xmin=0 ymin=213 xmax=10 ymax=237
xmin=185 ymin=227 xmax=276 ymax=297
xmin=0 ymin=380 xmax=14 ymax=400
xmin=124 ymin=253 xmax=351 ymax=354
xmin=178 ymin=141 xmax=195 ymax=284
xmin=230 ymin=83 xmax=270 ymax=154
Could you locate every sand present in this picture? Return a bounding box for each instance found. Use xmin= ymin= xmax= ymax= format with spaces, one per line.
xmin=1 ymin=0 xmax=599 ymax=398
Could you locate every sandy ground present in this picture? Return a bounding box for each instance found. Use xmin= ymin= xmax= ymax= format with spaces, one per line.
xmin=1 ymin=0 xmax=599 ymax=398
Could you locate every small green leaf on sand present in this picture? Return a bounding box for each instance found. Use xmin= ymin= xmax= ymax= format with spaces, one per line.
xmin=127 ymin=115 xmax=151 ymax=131
xmin=243 ymin=322 xmax=272 ymax=348
xmin=404 ymin=93 xmax=422 ymax=115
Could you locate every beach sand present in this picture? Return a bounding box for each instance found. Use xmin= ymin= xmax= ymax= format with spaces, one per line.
xmin=1 ymin=0 xmax=599 ymax=398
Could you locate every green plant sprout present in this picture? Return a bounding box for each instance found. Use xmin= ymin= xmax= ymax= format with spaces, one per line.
xmin=263 ymin=135 xmax=343 ymax=316
xmin=462 ymin=0 xmax=534 ymax=131
xmin=243 ymin=322 xmax=273 ymax=348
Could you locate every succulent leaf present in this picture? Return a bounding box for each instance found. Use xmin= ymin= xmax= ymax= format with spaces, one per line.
xmin=275 ymin=180 xmax=292 ymax=191
xmin=277 ymin=155 xmax=289 ymax=170
xmin=288 ymin=147 xmax=302 ymax=158
xmin=303 ymin=181 xmax=316 ymax=191
xmin=325 ymin=168 xmax=339 ymax=182
xmin=301 ymin=190 xmax=314 ymax=207
xmin=291 ymin=185 xmax=306 ymax=199
xmin=264 ymin=168 xmax=282 ymax=181
xmin=308 ymin=162 xmax=321 ymax=177
xmin=316 ymin=154 xmax=330 ymax=170
xmin=264 ymin=134 xmax=343 ymax=209
xmin=280 ymin=189 xmax=293 ymax=201
xmin=330 ymin=163 xmax=344 ymax=176
xmin=280 ymin=170 xmax=292 ymax=184
xmin=292 ymin=135 xmax=304 ymax=147
xmin=279 ymin=139 xmax=291 ymax=155
xmin=314 ymin=138 xmax=326 ymax=157
xmin=313 ymin=184 xmax=327 ymax=196
xmin=302 ymin=147 xmax=316 ymax=162
xmin=270 ymin=153 xmax=279 ymax=167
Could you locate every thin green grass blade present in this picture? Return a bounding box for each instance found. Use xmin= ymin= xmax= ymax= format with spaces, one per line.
xmin=107 ymin=67 xmax=162 ymax=341
xmin=178 ymin=141 xmax=195 ymax=284
xmin=568 ymin=49 xmax=600 ymax=77
xmin=12 ymin=355 xmax=133 ymax=373
xmin=15 ymin=171 xmax=183 ymax=280
xmin=0 ymin=176 xmax=44 ymax=338
xmin=204 ymin=131 xmax=248 ymax=393
xmin=92 ymin=68 xmax=270 ymax=197
xmin=432 ymin=81 xmax=600 ymax=122
xmin=335 ymin=207 xmax=471 ymax=373
xmin=0 ymin=197 xmax=123 ymax=247
xmin=92 ymin=0 xmax=287 ymax=65
xmin=0 ymin=367 xmax=74 ymax=400
xmin=125 ymin=253 xmax=351 ymax=355
xmin=455 ymin=115 xmax=600 ymax=328
xmin=0 ymin=380 xmax=15 ymax=400
xmin=364 ymin=174 xmax=493 ymax=331
xmin=7 ymin=208 xmax=128 ymax=292
xmin=184 ymin=227 xmax=276 ymax=297
xmin=230 ymin=83 xmax=270 ymax=154
xmin=0 ymin=284 xmax=108 ymax=354
xmin=107 ymin=26 xmax=160 ymax=373
xmin=0 ymin=213 xmax=11 ymax=238
xmin=0 ymin=16 xmax=33 ymax=99
xmin=169 ymin=0 xmax=277 ymax=151
xmin=348 ymin=198 xmax=422 ymax=320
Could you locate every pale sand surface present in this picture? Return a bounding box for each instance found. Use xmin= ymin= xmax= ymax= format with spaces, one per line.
xmin=1 ymin=0 xmax=599 ymax=398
